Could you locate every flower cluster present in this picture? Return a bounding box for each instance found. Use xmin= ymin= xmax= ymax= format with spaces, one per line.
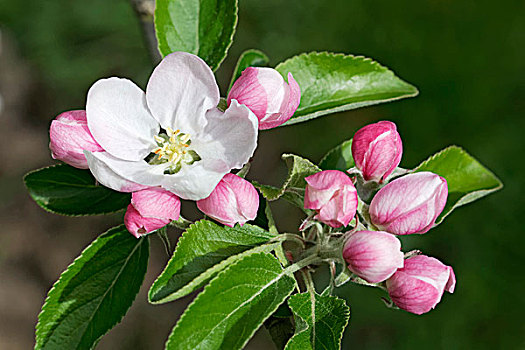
xmin=304 ymin=121 xmax=455 ymax=315
xmin=47 ymin=51 xmax=456 ymax=316
xmin=49 ymin=52 xmax=300 ymax=233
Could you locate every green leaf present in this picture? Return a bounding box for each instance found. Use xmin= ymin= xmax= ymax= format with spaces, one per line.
xmin=228 ymin=49 xmax=269 ymax=91
xmin=148 ymin=220 xmax=277 ymax=304
xmin=319 ymin=139 xmax=355 ymax=171
xmin=414 ymin=146 xmax=503 ymax=224
xmin=253 ymin=153 xmax=321 ymax=202
xmin=35 ymin=225 xmax=149 ymax=350
xmin=275 ymin=52 xmax=418 ymax=126
xmin=285 ymin=292 xmax=350 ymax=350
xmin=165 ymin=253 xmax=296 ymax=350
xmin=155 ymin=0 xmax=238 ymax=71
xmin=24 ymin=164 xmax=130 ymax=216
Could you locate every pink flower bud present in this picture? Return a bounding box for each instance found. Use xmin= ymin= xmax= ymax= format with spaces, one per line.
xmin=304 ymin=170 xmax=358 ymax=228
xmin=369 ymin=172 xmax=448 ymax=235
xmin=197 ymin=173 xmax=259 ymax=227
xmin=227 ymin=67 xmax=301 ymax=130
xmin=124 ymin=187 xmax=180 ymax=238
xmin=343 ymin=230 xmax=404 ymax=283
xmin=351 ymin=121 xmax=402 ymax=182
xmin=49 ymin=110 xmax=104 ymax=169
xmin=386 ymin=255 xmax=456 ymax=315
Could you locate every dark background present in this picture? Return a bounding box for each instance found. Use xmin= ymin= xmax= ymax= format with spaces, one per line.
xmin=1 ymin=0 xmax=523 ymax=349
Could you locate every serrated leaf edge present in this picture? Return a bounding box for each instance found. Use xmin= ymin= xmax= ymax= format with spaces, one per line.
xmin=23 ymin=164 xmax=129 ymax=217
xmin=285 ymin=293 xmax=350 ymax=350
xmin=154 ymin=0 xmax=239 ymax=72
xmin=414 ymin=145 xmax=503 ymax=224
xmin=165 ymin=252 xmax=295 ymax=350
xmin=149 ymin=242 xmax=280 ymax=304
xmin=148 ymin=220 xmax=276 ymax=303
xmin=275 ymin=51 xmax=419 ymax=126
xmin=254 ymin=154 xmax=320 ymax=201
xmin=35 ymin=225 xmax=148 ymax=349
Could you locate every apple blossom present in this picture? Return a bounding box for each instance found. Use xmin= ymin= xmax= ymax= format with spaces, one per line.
xmin=343 ymin=230 xmax=404 ymax=283
xmin=84 ymin=52 xmax=258 ymax=200
xmin=49 ymin=110 xmax=104 ymax=169
xmin=351 ymin=121 xmax=402 ymax=182
xmin=369 ymin=172 xmax=448 ymax=235
xmin=386 ymin=254 xmax=456 ymax=315
xmin=124 ymin=187 xmax=180 ymax=237
xmin=304 ymin=170 xmax=358 ymax=228
xmin=197 ymin=173 xmax=258 ymax=227
xmin=227 ymin=67 xmax=301 ymax=130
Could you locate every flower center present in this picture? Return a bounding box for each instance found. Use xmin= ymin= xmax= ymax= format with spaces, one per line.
xmin=148 ymin=127 xmax=201 ymax=174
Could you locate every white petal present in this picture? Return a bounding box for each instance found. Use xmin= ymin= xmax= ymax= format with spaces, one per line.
xmin=192 ymin=100 xmax=258 ymax=170
xmin=146 ymin=52 xmax=220 ymax=134
xmin=256 ymin=68 xmax=288 ymax=114
xmin=161 ymin=158 xmax=229 ymax=201
xmin=84 ymin=151 xmax=150 ymax=192
xmin=86 ymin=78 xmax=159 ymax=161
xmin=86 ymin=151 xmax=167 ymax=188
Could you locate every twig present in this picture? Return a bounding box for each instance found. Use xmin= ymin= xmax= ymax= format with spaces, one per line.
xmin=129 ymin=0 xmax=161 ymax=64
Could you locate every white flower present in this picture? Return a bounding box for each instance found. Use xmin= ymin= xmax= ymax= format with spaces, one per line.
xmin=84 ymin=52 xmax=258 ymax=200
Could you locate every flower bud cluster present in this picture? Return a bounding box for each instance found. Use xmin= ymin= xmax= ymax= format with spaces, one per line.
xmin=303 ymin=120 xmax=454 ymax=314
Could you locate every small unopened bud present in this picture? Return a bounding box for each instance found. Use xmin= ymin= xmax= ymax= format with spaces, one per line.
xmin=343 ymin=230 xmax=404 ymax=283
xmin=49 ymin=110 xmax=103 ymax=169
xmin=124 ymin=187 xmax=180 ymax=238
xmin=351 ymin=121 xmax=402 ymax=182
xmin=304 ymin=170 xmax=358 ymax=228
xmin=386 ymin=255 xmax=456 ymax=315
xmin=369 ymin=172 xmax=448 ymax=235
xmin=197 ymin=173 xmax=259 ymax=227
xmin=227 ymin=67 xmax=301 ymax=130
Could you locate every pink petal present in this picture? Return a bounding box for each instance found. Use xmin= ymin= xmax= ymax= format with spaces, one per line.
xmin=351 ymin=121 xmax=402 ymax=182
xmin=131 ymin=187 xmax=180 ymax=220
xmin=49 ymin=110 xmax=103 ymax=169
xmin=370 ymin=172 xmax=448 ymax=235
xmin=343 ymin=231 xmax=404 ymax=283
xmin=124 ymin=203 xmax=170 ymax=238
xmin=197 ymin=173 xmax=259 ymax=227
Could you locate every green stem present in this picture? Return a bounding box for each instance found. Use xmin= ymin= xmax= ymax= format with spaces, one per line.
xmin=156 ymin=227 xmax=171 ymax=256
xmin=270 ymin=233 xmax=305 ymax=248
xmin=300 ymin=269 xmax=316 ymax=294
xmin=285 ymin=255 xmax=322 ymax=274
xmin=169 ymin=216 xmax=193 ymax=230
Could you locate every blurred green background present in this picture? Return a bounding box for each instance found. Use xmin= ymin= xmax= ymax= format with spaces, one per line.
xmin=0 ymin=0 xmax=523 ymax=349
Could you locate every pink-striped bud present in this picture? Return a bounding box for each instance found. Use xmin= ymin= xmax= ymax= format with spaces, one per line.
xmin=343 ymin=230 xmax=404 ymax=283
xmin=369 ymin=172 xmax=448 ymax=235
xmin=386 ymin=255 xmax=456 ymax=315
xmin=227 ymin=67 xmax=301 ymax=130
xmin=351 ymin=121 xmax=402 ymax=182
xmin=304 ymin=170 xmax=358 ymax=228
xmin=124 ymin=187 xmax=180 ymax=238
xmin=49 ymin=110 xmax=104 ymax=169
xmin=197 ymin=173 xmax=259 ymax=227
